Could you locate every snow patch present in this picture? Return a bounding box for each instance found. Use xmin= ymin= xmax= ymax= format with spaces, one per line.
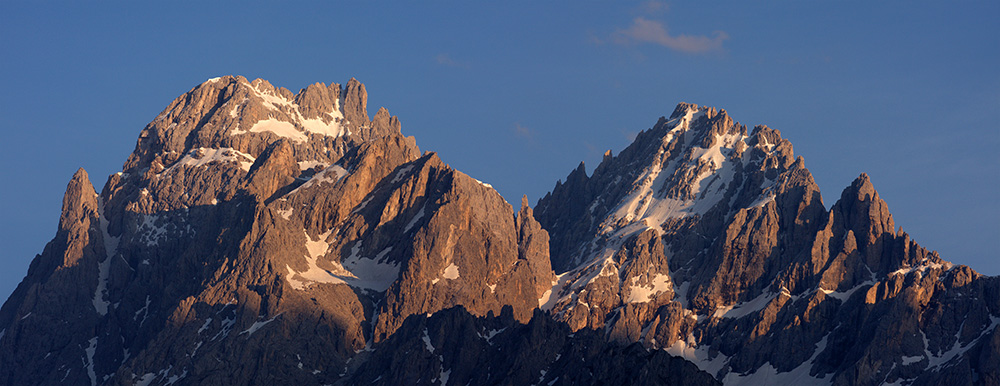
xmin=479 ymin=327 xmax=506 ymax=344
xmin=231 ymin=83 xmax=347 ymax=141
xmin=94 ymin=199 xmax=118 ymax=316
xmin=135 ymin=373 xmax=156 ymax=386
xmin=291 ymin=164 xmax=349 ymax=193
xmin=299 ymin=108 xmax=344 ymax=137
xmin=891 ymin=262 xmax=954 ymax=277
xmin=626 ymin=273 xmax=672 ymax=303
xmin=210 ymin=316 xmax=236 ymax=341
xmin=924 ymin=316 xmax=999 ymax=370
xmin=240 ymin=314 xmax=281 ymax=337
xmin=164 ymin=370 xmax=188 ymax=385
xmin=138 ymin=214 xmax=168 ymax=247
xmin=164 ymin=147 xmax=256 ymax=173
xmin=197 ymin=318 xmax=213 ymax=334
xmin=747 ymin=194 xmax=775 ymax=209
xmin=539 ymin=275 xmax=570 ymax=310
xmin=713 ymin=291 xmax=778 ymax=319
xmin=819 ymin=280 xmax=875 ymax=302
xmin=85 ymin=337 xmax=98 ymax=386
xmin=285 ymin=239 xmax=401 ymax=292
xmin=247 ymin=117 xmax=307 ymax=142
xmin=664 ymin=338 xmax=730 ymax=379
xmin=133 ymin=295 xmax=151 ymax=323
xmin=297 ymin=160 xmax=328 ymax=171
xmin=432 ymin=263 xmax=461 ymax=285
xmin=422 ymin=328 xmax=435 ymax=353
xmin=439 ymin=369 xmax=451 ymax=386
xmin=355 ymin=196 xmax=374 ymax=213
xmin=392 ymin=164 xmax=415 ymax=183
xmin=720 ymin=333 xmax=831 ymax=386
xmin=442 ymin=263 xmax=460 ymax=280
xmin=404 ymin=205 xmax=426 ymax=233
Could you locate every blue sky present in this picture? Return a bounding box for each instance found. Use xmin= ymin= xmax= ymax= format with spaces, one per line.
xmin=1 ymin=2 xmax=997 ymax=301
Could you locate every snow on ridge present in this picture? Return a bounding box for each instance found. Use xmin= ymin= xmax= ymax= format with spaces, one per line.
xmin=890 ymin=261 xmax=955 ymax=277
xmin=472 ymin=177 xmax=493 ymax=189
xmin=548 ymin=104 xmax=796 ymax=321
xmin=600 ymin=112 xmax=746 ymax=243
xmin=230 ymin=81 xmax=347 ymax=141
xmin=163 ymin=147 xmax=256 ymax=173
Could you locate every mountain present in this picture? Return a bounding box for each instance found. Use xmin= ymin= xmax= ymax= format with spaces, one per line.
xmin=0 ymin=77 xmax=995 ymax=386
xmin=534 ymin=103 xmax=999 ymax=385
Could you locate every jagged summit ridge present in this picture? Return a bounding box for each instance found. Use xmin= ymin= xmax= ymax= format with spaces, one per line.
xmin=0 ymin=76 xmax=563 ymax=385
xmin=533 ymin=102 xmax=998 ymax=385
xmin=125 ymin=76 xmax=400 ymax=177
xmin=537 ymin=103 xmax=803 ymax=274
xmin=0 ymin=85 xmax=995 ymax=386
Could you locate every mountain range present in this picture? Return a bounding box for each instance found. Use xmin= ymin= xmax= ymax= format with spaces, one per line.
xmin=1 ymin=76 xmax=996 ymax=386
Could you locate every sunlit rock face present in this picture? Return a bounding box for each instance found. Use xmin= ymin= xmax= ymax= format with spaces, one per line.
xmin=0 ymin=79 xmax=995 ymax=386
xmin=535 ymin=103 xmax=999 ymax=385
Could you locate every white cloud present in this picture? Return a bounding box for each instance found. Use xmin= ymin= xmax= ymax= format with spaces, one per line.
xmin=612 ymin=17 xmax=728 ymax=54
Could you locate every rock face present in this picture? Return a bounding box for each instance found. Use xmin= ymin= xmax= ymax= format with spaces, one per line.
xmin=0 ymin=76 xmax=560 ymax=385
xmin=0 ymin=81 xmax=995 ymax=386
xmin=534 ymin=103 xmax=999 ymax=385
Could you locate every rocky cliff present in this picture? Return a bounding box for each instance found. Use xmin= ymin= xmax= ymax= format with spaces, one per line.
xmin=0 ymin=79 xmax=995 ymax=386
xmin=534 ymin=103 xmax=999 ymax=386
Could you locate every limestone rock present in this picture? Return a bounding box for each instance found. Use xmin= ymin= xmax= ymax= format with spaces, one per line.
xmin=534 ymin=102 xmax=999 ymax=385
xmin=1 ymin=83 xmax=995 ymax=386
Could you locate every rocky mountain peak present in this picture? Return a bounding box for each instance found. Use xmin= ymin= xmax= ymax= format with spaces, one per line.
xmin=537 ymin=102 xmax=803 ymax=273
xmin=530 ymin=102 xmax=996 ymax=385
xmin=1 ymin=88 xmax=995 ymax=386
xmin=60 ymin=168 xmax=99 ymax=232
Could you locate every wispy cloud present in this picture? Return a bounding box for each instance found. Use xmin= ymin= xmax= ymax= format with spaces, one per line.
xmin=611 ymin=17 xmax=728 ymax=54
xmin=638 ymin=1 xmax=668 ymax=15
xmin=435 ymin=53 xmax=470 ymax=68
xmin=512 ymin=122 xmax=535 ymax=141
